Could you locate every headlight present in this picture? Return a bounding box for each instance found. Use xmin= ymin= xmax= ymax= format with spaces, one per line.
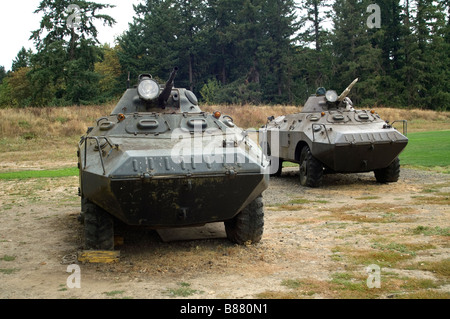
xmin=138 ymin=78 xmax=160 ymax=101
xmin=325 ymin=90 xmax=338 ymax=102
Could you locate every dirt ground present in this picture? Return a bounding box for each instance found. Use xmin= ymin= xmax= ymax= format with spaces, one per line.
xmin=0 ymin=166 xmax=448 ymax=299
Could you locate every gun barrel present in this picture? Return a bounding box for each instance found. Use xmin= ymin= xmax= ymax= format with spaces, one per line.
xmin=158 ymin=67 xmax=179 ymax=107
xmin=167 ymin=67 xmax=178 ymax=85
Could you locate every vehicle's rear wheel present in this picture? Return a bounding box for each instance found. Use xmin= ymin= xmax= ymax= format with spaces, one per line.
xmin=225 ymin=195 xmax=264 ymax=245
xmin=299 ymin=145 xmax=323 ymax=187
xmin=84 ymin=201 xmax=114 ymax=250
xmin=374 ymin=157 xmax=400 ymax=183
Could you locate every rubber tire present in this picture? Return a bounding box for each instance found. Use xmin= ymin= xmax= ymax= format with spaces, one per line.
xmin=299 ymin=145 xmax=323 ymax=188
xmin=224 ymin=195 xmax=264 ymax=245
xmin=84 ymin=201 xmax=114 ymax=250
xmin=374 ymin=157 xmax=400 ymax=183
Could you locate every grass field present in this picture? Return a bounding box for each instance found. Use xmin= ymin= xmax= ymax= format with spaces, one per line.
xmin=400 ymin=130 xmax=450 ymax=173
xmin=0 ymin=167 xmax=78 ymax=180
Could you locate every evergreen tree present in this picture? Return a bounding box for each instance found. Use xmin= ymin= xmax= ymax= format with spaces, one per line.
xmin=12 ymin=47 xmax=33 ymax=72
xmin=29 ymin=0 xmax=116 ymax=105
xmin=397 ymin=0 xmax=450 ymax=109
xmin=175 ymin=0 xmax=208 ymax=91
xmin=416 ymin=0 xmax=450 ymax=109
xmin=258 ymin=0 xmax=298 ymax=103
xmin=295 ymin=0 xmax=333 ymax=100
xmin=0 ymin=66 xmax=6 ymax=84
xmin=331 ymin=0 xmax=383 ymax=106
xmin=117 ymin=0 xmax=180 ymax=86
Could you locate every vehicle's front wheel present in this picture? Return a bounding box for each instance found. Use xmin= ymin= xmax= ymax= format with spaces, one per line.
xmin=299 ymin=145 xmax=323 ymax=187
xmin=84 ymin=201 xmax=114 ymax=250
xmin=374 ymin=157 xmax=400 ymax=183
xmin=224 ymin=195 xmax=264 ymax=245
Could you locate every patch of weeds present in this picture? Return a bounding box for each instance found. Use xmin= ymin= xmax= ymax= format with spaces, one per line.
xmin=421 ymin=188 xmax=439 ymax=193
xmin=400 ymin=278 xmax=441 ymax=290
xmin=1 ymin=204 xmax=13 ymax=211
xmin=281 ymin=279 xmax=302 ymax=289
xmin=268 ymin=198 xmax=329 ymax=211
xmin=54 ymin=117 xmax=69 ymax=124
xmin=413 ymin=259 xmax=450 ymax=278
xmin=330 ymin=272 xmax=366 ymax=292
xmin=370 ymin=241 xmax=434 ymax=257
xmin=167 ymin=282 xmax=202 ymax=297
xmin=333 ymin=245 xmax=413 ymax=268
xmin=409 ymin=226 xmax=450 ymax=237
xmin=287 ymin=198 xmax=311 ymax=205
xmin=0 ymin=268 xmax=19 ymax=275
xmin=18 ymin=120 xmax=31 ymax=129
xmin=354 ymin=251 xmax=413 ymax=267
xmin=412 ymin=194 xmax=450 ymax=205
xmin=256 ymin=290 xmax=298 ymax=299
xmin=58 ymin=284 xmax=68 ymax=292
xmin=1 ymin=255 xmax=16 ymax=262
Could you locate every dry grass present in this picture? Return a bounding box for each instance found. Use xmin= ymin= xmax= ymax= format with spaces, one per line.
xmin=0 ymin=104 xmax=448 ymax=172
xmin=202 ymin=105 xmax=450 ymax=132
xmin=0 ymin=104 xmax=448 ymax=140
xmin=0 ymin=104 xmax=112 ymax=140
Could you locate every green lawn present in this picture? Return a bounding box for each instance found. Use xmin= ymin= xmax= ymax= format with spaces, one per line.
xmin=0 ymin=167 xmax=78 ymax=180
xmin=400 ymin=130 xmax=450 ymax=172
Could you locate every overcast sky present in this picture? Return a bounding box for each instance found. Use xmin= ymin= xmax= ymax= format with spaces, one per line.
xmin=0 ymin=0 xmax=142 ymax=71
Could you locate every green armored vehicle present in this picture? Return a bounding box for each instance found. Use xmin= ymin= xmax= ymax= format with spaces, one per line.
xmin=78 ymin=68 xmax=269 ymax=250
xmin=260 ymin=79 xmax=408 ymax=187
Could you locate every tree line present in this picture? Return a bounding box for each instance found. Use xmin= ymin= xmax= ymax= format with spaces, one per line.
xmin=0 ymin=0 xmax=448 ymax=110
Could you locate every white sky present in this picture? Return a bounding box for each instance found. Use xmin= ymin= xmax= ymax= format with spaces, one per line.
xmin=0 ymin=0 xmax=142 ymax=71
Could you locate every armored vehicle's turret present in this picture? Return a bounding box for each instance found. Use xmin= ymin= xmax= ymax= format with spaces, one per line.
xmin=78 ymin=68 xmax=269 ymax=250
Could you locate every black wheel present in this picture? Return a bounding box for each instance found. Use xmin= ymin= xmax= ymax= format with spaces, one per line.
xmin=374 ymin=157 xmax=400 ymax=183
xmin=299 ymin=145 xmax=323 ymax=187
xmin=84 ymin=201 xmax=114 ymax=250
xmin=224 ymin=195 xmax=264 ymax=245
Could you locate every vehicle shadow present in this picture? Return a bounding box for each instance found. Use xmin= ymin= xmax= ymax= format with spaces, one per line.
xmin=275 ymin=166 xmax=379 ymax=188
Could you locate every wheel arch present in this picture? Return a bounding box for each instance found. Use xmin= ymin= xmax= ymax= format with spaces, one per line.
xmin=294 ymin=140 xmax=309 ymax=162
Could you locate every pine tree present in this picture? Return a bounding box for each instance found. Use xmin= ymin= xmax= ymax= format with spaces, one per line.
xmin=12 ymin=47 xmax=33 ymax=72
xmin=117 ymin=0 xmax=180 ymax=85
xmin=0 ymin=66 xmax=6 ymax=84
xmin=258 ymin=0 xmax=298 ymax=103
xmin=29 ymin=0 xmax=116 ymax=105
xmin=331 ymin=0 xmax=383 ymax=106
xmin=295 ymin=0 xmax=333 ymax=98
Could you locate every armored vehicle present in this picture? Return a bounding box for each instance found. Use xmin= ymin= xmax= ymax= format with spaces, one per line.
xmin=78 ymin=68 xmax=269 ymax=250
xmin=261 ymin=79 xmax=408 ymax=187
